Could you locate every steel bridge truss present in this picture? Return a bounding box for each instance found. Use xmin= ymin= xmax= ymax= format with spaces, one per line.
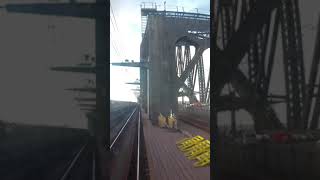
xmin=213 ymin=0 xmax=320 ymax=132
xmin=176 ymin=43 xmax=210 ymax=104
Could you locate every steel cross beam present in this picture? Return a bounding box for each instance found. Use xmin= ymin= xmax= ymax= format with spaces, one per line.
xmin=179 ymin=47 xmax=205 ymax=85
xmin=50 ymin=65 xmax=96 ymax=74
xmin=79 ymin=103 xmax=96 ymax=107
xmin=111 ymin=61 xmax=149 ymax=68
xmin=75 ymin=97 xmax=96 ymax=102
xmin=213 ymin=0 xmax=280 ymax=95
xmin=215 ymin=95 xmax=284 ymax=112
xmin=181 ymin=83 xmax=198 ymax=103
xmin=81 ymin=108 xmax=96 ymax=111
xmin=65 ymin=87 xmax=96 ymax=93
xmin=230 ymin=69 xmax=284 ymax=131
xmin=126 ymin=82 xmax=141 ymax=85
xmin=174 ymin=43 xmax=202 ymax=103
xmin=3 ymin=3 xmax=105 ymax=18
xmin=213 ymin=0 xmax=283 ymax=131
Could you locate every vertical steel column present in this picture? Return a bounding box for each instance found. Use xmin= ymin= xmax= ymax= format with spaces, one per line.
xmin=205 ymin=66 xmax=210 ymax=103
xmin=280 ymin=0 xmax=305 ymax=130
xmin=176 ymin=45 xmax=184 ymax=103
xmin=176 ymin=45 xmax=183 ymax=77
xmin=95 ymin=1 xmax=108 ymax=179
xmin=198 ymin=55 xmax=206 ymax=103
xmin=231 ymin=91 xmax=236 ymax=135
xmin=184 ymin=45 xmax=193 ymax=89
xmin=265 ymin=10 xmax=280 ymax=93
xmin=308 ymin=15 xmax=320 ymax=129
xmin=220 ymin=0 xmax=234 ymax=48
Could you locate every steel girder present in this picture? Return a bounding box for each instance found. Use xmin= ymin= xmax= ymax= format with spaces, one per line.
xmin=230 ymin=69 xmax=284 ymax=130
xmin=179 ymin=46 xmax=206 ymax=84
xmin=50 ymin=65 xmax=96 ymax=73
xmin=213 ymin=0 xmax=280 ymax=95
xmin=184 ymin=45 xmax=194 ymax=89
xmin=308 ymin=16 xmax=320 ymax=129
xmin=265 ymin=10 xmax=280 ymax=93
xmin=3 ymin=3 xmax=105 ymax=19
xmin=205 ymin=66 xmax=210 ymax=103
xmin=197 ymin=55 xmax=206 ymax=103
xmin=176 ymin=46 xmax=184 ymax=77
xmin=215 ymin=0 xmax=310 ymax=131
xmin=214 ymin=0 xmax=283 ymax=131
xmin=65 ymin=88 xmax=96 ymax=93
xmin=174 ymin=33 xmax=210 ymax=103
xmin=280 ymin=0 xmax=306 ymax=130
xmin=175 ymin=38 xmax=209 ymax=104
xmin=215 ymin=94 xmax=284 ymax=112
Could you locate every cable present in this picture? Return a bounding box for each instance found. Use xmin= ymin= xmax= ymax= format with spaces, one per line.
xmin=110 ymin=4 xmax=120 ymax=33
xmin=110 ymin=3 xmax=125 ymax=59
xmin=110 ymin=12 xmax=118 ymax=33
xmin=111 ymin=39 xmax=121 ymax=58
xmin=110 ymin=17 xmax=123 ymax=58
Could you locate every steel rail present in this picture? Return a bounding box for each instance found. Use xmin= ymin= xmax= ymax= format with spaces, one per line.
xmin=136 ymin=110 xmax=141 ymax=180
xmin=110 ymin=107 xmax=137 ymax=149
xmin=92 ymin=151 xmax=96 ymax=180
xmin=60 ymin=143 xmax=88 ymax=180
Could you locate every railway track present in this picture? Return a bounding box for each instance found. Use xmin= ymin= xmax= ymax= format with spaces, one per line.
xmin=177 ymin=113 xmax=210 ymax=133
xmin=59 ymin=140 xmax=96 ymax=180
xmin=0 ymin=104 xmax=144 ymax=180
xmin=109 ymin=105 xmax=149 ymax=180
xmin=0 ymin=125 xmax=92 ymax=180
xmin=110 ymin=106 xmax=138 ymax=148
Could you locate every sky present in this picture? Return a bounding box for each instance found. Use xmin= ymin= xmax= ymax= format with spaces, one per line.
xmin=109 ymin=0 xmax=210 ymax=102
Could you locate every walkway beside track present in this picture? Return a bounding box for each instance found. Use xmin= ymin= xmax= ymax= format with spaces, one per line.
xmin=141 ymin=111 xmax=210 ymax=180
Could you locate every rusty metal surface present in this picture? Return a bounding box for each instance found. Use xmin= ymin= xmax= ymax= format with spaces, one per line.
xmin=142 ymin=112 xmax=210 ymax=180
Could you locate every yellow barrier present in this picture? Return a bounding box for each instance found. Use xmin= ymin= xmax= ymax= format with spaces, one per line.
xmin=176 ymin=135 xmax=210 ymax=167
xmin=193 ymin=151 xmax=210 ymax=167
xmin=178 ymin=135 xmax=204 ymax=151
xmin=185 ymin=140 xmax=210 ymax=159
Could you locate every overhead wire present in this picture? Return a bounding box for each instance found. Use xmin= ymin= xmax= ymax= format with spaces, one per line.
xmin=110 ymin=3 xmax=125 ymax=59
xmin=110 ymin=12 xmax=122 ymax=59
xmin=110 ymin=4 xmax=120 ymax=32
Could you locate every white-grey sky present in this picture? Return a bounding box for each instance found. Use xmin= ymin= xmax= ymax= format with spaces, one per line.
xmin=110 ymin=0 xmax=210 ymax=102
